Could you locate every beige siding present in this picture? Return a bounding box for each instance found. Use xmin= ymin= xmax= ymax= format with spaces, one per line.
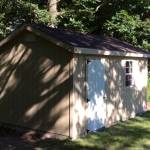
xmin=0 ymin=32 xmax=73 ymax=137
xmin=105 ymin=56 xmax=147 ymax=125
xmin=0 ymin=30 xmax=147 ymax=138
xmin=73 ymin=54 xmax=147 ymax=135
xmin=105 ymin=56 xmax=128 ymax=124
xmin=72 ymin=54 xmax=86 ymax=138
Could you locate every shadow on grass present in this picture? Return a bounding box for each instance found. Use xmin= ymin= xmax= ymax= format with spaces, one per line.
xmin=1 ymin=112 xmax=149 ymax=150
xmin=35 ymin=111 xmax=150 ymax=150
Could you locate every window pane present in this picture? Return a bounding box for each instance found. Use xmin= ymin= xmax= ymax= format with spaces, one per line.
xmin=126 ymin=68 xmax=132 ymax=73
xmin=129 ymin=61 xmax=132 ymax=67
xmin=126 ymin=61 xmax=132 ymax=68
xmin=126 ymin=80 xmax=132 ymax=86
xmin=126 ymin=75 xmax=132 ymax=80
xmin=125 ymin=61 xmax=133 ymax=87
xmin=126 ymin=68 xmax=129 ymax=73
xmin=126 ymin=61 xmax=129 ymax=67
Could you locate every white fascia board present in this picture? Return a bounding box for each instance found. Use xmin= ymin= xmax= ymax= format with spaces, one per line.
xmin=74 ymin=47 xmax=150 ymax=58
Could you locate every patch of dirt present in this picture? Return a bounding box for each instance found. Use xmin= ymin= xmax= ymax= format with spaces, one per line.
xmin=0 ymin=135 xmax=36 ymax=150
xmin=0 ymin=127 xmax=41 ymax=150
xmin=0 ymin=102 xmax=150 ymax=150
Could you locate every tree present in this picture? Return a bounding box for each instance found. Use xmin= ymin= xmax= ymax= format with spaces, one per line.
xmin=0 ymin=0 xmax=54 ymax=39
xmin=103 ymin=10 xmax=150 ymax=51
xmin=48 ymin=0 xmax=58 ymax=19
xmin=1 ymin=0 xmax=150 ymax=53
xmin=57 ymin=0 xmax=107 ymax=33
xmin=57 ymin=1 xmax=150 ymax=31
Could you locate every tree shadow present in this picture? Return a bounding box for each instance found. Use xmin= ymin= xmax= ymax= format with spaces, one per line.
xmin=0 ymin=37 xmax=73 ymax=137
xmin=31 ymin=112 xmax=150 ymax=150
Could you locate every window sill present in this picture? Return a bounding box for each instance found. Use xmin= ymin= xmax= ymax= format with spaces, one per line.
xmin=124 ymin=86 xmax=133 ymax=90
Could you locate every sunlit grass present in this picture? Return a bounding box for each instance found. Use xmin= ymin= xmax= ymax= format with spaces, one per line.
xmin=34 ymin=111 xmax=150 ymax=150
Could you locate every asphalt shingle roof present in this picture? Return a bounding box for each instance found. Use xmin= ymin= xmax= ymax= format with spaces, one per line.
xmin=30 ymin=24 xmax=150 ymax=54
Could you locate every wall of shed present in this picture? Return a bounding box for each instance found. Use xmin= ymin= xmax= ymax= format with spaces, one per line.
xmin=72 ymin=55 xmax=86 ymax=138
xmin=0 ymin=31 xmax=73 ymax=137
xmin=73 ymin=54 xmax=147 ymax=136
xmin=105 ymin=56 xmax=147 ymax=126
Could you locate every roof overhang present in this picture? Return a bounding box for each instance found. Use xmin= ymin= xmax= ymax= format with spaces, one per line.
xmin=25 ymin=25 xmax=74 ymax=52
xmin=0 ymin=24 xmax=27 ymax=47
xmin=1 ymin=24 xmax=150 ymax=58
xmin=0 ymin=24 xmax=74 ymax=53
xmin=74 ymin=47 xmax=150 ymax=58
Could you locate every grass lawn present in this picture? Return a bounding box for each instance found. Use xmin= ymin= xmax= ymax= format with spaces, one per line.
xmin=34 ymin=111 xmax=150 ymax=150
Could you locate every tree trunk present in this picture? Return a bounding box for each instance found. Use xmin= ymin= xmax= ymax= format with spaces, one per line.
xmin=48 ymin=0 xmax=57 ymax=19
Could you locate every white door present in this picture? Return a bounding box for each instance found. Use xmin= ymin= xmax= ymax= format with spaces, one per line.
xmin=87 ymin=59 xmax=105 ymax=132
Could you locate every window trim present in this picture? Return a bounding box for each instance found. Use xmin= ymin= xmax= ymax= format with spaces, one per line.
xmin=124 ymin=60 xmax=134 ymax=89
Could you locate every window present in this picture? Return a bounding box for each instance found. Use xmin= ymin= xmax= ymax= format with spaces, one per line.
xmin=125 ymin=61 xmax=133 ymax=87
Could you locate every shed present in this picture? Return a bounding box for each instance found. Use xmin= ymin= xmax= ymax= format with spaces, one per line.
xmin=0 ymin=24 xmax=149 ymax=138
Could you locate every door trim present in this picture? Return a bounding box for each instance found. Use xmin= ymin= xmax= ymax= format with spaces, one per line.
xmin=86 ymin=58 xmax=106 ymax=132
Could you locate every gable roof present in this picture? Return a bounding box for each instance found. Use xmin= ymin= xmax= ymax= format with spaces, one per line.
xmin=0 ymin=24 xmax=150 ymax=58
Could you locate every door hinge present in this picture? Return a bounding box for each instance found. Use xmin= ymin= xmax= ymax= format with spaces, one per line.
xmin=87 ymin=129 xmax=90 ymax=133
xmin=87 ymin=59 xmax=91 ymax=64
xmin=87 ymin=98 xmax=90 ymax=103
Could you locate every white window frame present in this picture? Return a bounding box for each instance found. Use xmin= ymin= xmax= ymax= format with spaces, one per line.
xmin=124 ymin=60 xmax=134 ymax=88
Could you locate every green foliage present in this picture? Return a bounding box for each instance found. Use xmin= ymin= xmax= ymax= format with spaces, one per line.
xmin=1 ymin=0 xmax=150 ymax=54
xmin=19 ymin=1 xmax=53 ymax=24
xmin=57 ymin=0 xmax=102 ymax=33
xmin=0 ymin=13 xmax=5 ymax=39
xmin=0 ymin=0 xmax=53 ymax=39
xmin=104 ymin=10 xmax=150 ymax=51
xmin=57 ymin=0 xmax=150 ymax=34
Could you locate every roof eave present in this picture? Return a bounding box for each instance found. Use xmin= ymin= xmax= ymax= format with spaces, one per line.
xmin=0 ymin=24 xmax=28 ymax=47
xmin=74 ymin=47 xmax=150 ymax=58
xmin=0 ymin=24 xmax=74 ymax=53
xmin=26 ymin=25 xmax=74 ymax=53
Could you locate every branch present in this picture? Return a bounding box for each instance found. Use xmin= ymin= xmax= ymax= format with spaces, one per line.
xmin=95 ymin=3 xmax=105 ymax=12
